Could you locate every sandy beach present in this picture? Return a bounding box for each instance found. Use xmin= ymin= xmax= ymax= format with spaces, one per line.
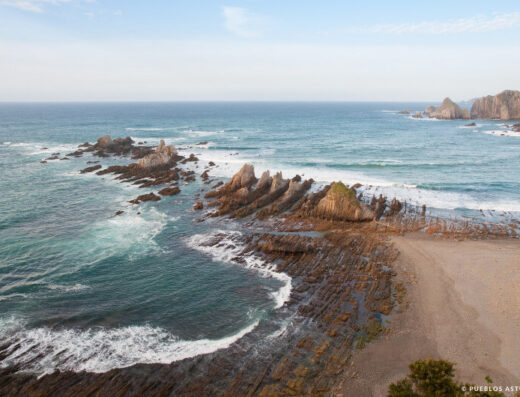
xmin=342 ymin=233 xmax=520 ymax=396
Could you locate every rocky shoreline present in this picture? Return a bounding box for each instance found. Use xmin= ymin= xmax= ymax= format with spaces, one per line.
xmin=1 ymin=136 xmax=519 ymax=396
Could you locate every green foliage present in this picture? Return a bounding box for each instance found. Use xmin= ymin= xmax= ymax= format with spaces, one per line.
xmin=388 ymin=359 xmax=508 ymax=397
xmin=330 ymin=181 xmax=356 ymax=199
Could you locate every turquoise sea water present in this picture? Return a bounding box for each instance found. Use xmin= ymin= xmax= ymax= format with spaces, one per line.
xmin=0 ymin=102 xmax=519 ymax=375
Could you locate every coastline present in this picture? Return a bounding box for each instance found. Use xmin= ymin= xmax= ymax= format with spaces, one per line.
xmin=342 ymin=233 xmax=520 ymax=396
xmin=1 ymin=134 xmax=519 ymax=396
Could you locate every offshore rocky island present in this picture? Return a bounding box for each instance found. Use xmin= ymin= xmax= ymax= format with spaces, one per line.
xmin=409 ymin=89 xmax=520 ymax=122
xmin=1 ymin=135 xmax=519 ymax=396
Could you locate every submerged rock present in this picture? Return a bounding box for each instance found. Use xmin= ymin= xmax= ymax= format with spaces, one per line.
xmin=313 ymin=182 xmax=374 ymax=221
xmin=398 ymin=109 xmax=410 ymax=114
xmin=465 ymin=122 xmax=477 ymax=127
xmin=470 ymin=90 xmax=520 ymax=120
xmin=429 ymin=98 xmax=470 ymax=120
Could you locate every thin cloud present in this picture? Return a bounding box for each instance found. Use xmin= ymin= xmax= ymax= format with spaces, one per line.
xmin=221 ymin=6 xmax=263 ymax=38
xmin=0 ymin=0 xmax=94 ymax=13
xmin=367 ymin=12 xmax=520 ymax=35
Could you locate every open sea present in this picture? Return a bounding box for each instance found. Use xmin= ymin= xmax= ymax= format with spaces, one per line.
xmin=0 ymin=102 xmax=519 ymax=376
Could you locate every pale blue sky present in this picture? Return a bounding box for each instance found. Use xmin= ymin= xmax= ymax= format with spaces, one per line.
xmin=1 ymin=0 xmax=520 ymax=101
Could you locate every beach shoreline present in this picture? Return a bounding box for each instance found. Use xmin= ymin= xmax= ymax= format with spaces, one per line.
xmin=341 ymin=233 xmax=520 ymax=396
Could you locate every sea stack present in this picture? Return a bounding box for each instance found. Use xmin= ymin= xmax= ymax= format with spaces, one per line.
xmin=429 ymin=98 xmax=470 ymax=120
xmin=137 ymin=140 xmax=177 ymax=168
xmin=312 ymin=182 xmax=374 ymax=221
xmin=470 ymin=90 xmax=520 ymax=120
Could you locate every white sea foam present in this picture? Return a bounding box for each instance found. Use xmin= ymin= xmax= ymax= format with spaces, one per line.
xmin=407 ymin=115 xmax=441 ymax=121
xmin=29 ymin=144 xmax=79 ymax=156
xmin=187 ymin=231 xmax=292 ymax=310
xmin=130 ymin=136 xmax=186 ymax=144
xmin=181 ymin=129 xmax=223 ymax=137
xmin=482 ymin=130 xmax=520 ymax=138
xmin=361 ymin=184 xmax=520 ymax=212
xmin=46 ymin=283 xmax=90 ymax=293
xmin=0 ymin=317 xmax=258 ymax=375
xmin=125 ymin=127 xmax=173 ymax=131
xmin=81 ymin=207 xmax=168 ymax=261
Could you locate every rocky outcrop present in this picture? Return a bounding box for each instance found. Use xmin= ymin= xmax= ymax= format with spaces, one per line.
xmin=412 ymin=112 xmax=422 ymax=119
xmin=429 ymin=98 xmax=470 ymax=120
xmin=95 ymin=135 xmax=135 ymax=155
xmin=137 ymin=140 xmax=177 ymax=168
xmin=80 ymin=164 xmax=102 ymax=174
xmin=129 ymin=192 xmax=161 ymax=204
xmin=158 ymin=186 xmax=180 ymax=196
xmin=313 ymin=182 xmax=374 ymax=222
xmin=470 ymin=90 xmax=520 ymax=120
xmin=398 ymin=109 xmax=410 ymax=114
xmin=424 ymin=105 xmax=437 ymax=116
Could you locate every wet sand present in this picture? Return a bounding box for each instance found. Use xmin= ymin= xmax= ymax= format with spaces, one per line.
xmin=342 ymin=233 xmax=520 ymax=396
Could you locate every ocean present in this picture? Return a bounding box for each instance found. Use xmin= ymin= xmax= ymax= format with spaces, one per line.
xmin=0 ymin=102 xmax=519 ymax=376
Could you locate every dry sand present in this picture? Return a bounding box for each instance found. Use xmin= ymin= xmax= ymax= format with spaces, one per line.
xmin=341 ymin=233 xmax=520 ymax=396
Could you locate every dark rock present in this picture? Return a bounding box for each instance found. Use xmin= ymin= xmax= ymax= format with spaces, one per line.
xmin=398 ymin=109 xmax=410 ymax=114
xmin=209 ymin=161 xmax=216 ymax=166
xmin=115 ymin=210 xmax=124 ymax=216
xmin=129 ymin=192 xmax=161 ymax=204
xmin=386 ymin=198 xmax=402 ymax=216
xmin=465 ymin=122 xmax=477 ymax=127
xmin=194 ymin=201 xmax=203 ymax=210
xmin=80 ymin=165 xmax=102 ymax=174
xmin=196 ymin=141 xmax=208 ymax=145
xmin=158 ymin=187 xmax=180 ymax=196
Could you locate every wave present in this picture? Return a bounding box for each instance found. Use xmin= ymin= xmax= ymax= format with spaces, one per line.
xmin=187 ymin=231 xmax=292 ymax=310
xmin=129 ymin=136 xmax=186 ymax=144
xmin=78 ymin=207 xmax=168 ymax=262
xmin=0 ymin=317 xmax=258 ymax=375
xmin=406 ymin=116 xmax=441 ymax=121
xmin=46 ymin=283 xmax=90 ymax=293
xmin=125 ymin=127 xmax=174 ymax=131
xmin=181 ymin=129 xmax=224 ymax=137
xmin=482 ymin=130 xmax=520 ymax=138
xmin=360 ymin=184 xmax=520 ymax=212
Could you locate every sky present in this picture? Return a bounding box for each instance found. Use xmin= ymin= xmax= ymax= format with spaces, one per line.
xmin=1 ymin=0 xmax=520 ymax=101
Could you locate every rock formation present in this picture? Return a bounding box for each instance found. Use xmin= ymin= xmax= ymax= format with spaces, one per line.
xmin=429 ymin=98 xmax=470 ymax=120
xmin=398 ymin=109 xmax=410 ymax=114
xmin=137 ymin=140 xmax=177 ymax=168
xmin=470 ymin=90 xmax=520 ymax=120
xmin=412 ymin=112 xmax=422 ymax=119
xmin=312 ymin=182 xmax=374 ymax=222
xmin=423 ymin=105 xmax=437 ymax=116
